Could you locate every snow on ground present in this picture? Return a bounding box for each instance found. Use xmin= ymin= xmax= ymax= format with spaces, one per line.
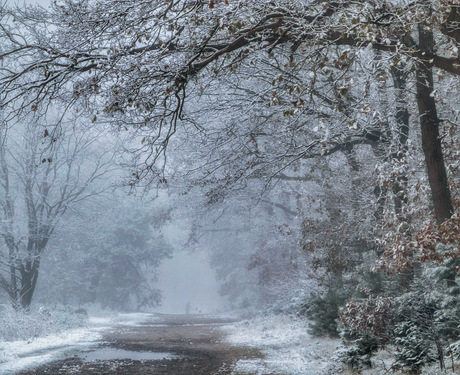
xmin=0 ymin=311 xmax=156 ymax=375
xmin=113 ymin=312 xmax=158 ymax=327
xmin=223 ymin=315 xmax=460 ymax=375
xmin=223 ymin=314 xmax=341 ymax=375
xmin=0 ymin=327 xmax=102 ymax=374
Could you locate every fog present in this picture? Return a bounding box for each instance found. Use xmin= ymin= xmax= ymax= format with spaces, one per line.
xmin=0 ymin=0 xmax=312 ymax=317
xmin=155 ymin=251 xmax=225 ymax=314
xmin=2 ymin=1 xmax=460 ymax=374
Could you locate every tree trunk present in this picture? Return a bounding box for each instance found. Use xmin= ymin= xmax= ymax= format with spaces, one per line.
xmin=391 ymin=66 xmax=410 ymax=223
xmin=19 ymin=260 xmax=40 ymax=310
xmin=416 ymin=22 xmax=453 ymax=224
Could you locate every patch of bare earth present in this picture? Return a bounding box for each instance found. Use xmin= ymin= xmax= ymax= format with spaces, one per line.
xmin=16 ymin=314 xmax=269 ymax=375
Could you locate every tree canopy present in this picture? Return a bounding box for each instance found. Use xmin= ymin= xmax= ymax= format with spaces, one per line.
xmin=1 ymin=0 xmax=458 ymax=223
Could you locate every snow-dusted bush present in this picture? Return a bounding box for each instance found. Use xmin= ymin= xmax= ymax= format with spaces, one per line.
xmin=391 ymin=276 xmax=460 ymax=374
xmin=340 ymin=295 xmax=394 ymax=343
xmin=393 ymin=320 xmax=438 ymax=374
xmin=0 ymin=305 xmax=87 ymax=341
xmin=338 ymin=261 xmax=460 ymax=374
xmin=303 ymin=287 xmax=351 ymax=337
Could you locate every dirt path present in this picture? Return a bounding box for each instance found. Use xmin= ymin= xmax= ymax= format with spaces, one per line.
xmin=16 ymin=314 xmax=266 ymax=375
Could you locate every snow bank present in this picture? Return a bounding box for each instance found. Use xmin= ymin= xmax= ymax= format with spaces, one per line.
xmin=0 ymin=306 xmax=86 ymax=342
xmin=0 ymin=326 xmax=102 ymax=374
xmin=223 ymin=314 xmax=340 ymax=375
xmin=0 ymin=311 xmax=157 ymax=374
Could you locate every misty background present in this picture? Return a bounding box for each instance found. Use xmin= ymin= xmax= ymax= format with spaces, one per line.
xmin=1 ymin=2 xmax=460 ymax=374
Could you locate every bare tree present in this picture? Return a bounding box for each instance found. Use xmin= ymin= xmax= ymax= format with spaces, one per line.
xmin=0 ymin=112 xmax=117 ymax=309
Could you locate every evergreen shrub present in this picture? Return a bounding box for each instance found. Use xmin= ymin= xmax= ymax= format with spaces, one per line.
xmin=303 ymin=287 xmax=351 ymax=337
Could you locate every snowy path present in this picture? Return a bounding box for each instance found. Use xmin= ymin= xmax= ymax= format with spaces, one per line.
xmin=1 ymin=313 xmax=340 ymax=375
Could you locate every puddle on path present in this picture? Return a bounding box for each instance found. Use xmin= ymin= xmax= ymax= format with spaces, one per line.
xmin=80 ymin=348 xmax=178 ymax=362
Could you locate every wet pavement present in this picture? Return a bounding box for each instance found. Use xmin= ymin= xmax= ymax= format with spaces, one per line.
xmin=16 ymin=314 xmax=267 ymax=375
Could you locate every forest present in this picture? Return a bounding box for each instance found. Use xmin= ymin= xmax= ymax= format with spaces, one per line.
xmin=0 ymin=0 xmax=460 ymax=374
